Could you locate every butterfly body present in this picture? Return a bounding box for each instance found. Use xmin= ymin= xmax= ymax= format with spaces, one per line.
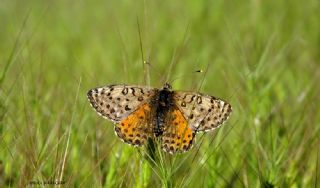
xmin=87 ymin=83 xmax=232 ymax=154
xmin=154 ymin=85 xmax=174 ymax=137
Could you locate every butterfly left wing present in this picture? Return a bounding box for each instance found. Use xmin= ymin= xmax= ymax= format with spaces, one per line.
xmin=87 ymin=85 xmax=157 ymax=146
xmin=87 ymin=84 xmax=156 ymax=123
xmin=173 ymin=91 xmax=232 ymax=132
xmin=115 ymin=103 xmax=155 ymax=146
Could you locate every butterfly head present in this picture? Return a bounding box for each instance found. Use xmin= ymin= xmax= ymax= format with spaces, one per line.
xmin=163 ymin=83 xmax=172 ymax=90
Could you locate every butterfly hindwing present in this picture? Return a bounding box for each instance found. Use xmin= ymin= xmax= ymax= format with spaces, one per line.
xmin=173 ymin=91 xmax=232 ymax=132
xmin=161 ymin=106 xmax=195 ymax=154
xmin=115 ymin=103 xmax=155 ymax=146
xmin=87 ymin=85 xmax=156 ymax=123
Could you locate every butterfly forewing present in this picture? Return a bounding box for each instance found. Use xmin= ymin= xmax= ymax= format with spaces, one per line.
xmin=87 ymin=85 xmax=156 ymax=123
xmin=173 ymin=91 xmax=232 ymax=132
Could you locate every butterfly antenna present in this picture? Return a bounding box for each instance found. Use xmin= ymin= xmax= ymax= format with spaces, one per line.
xmin=164 ymin=22 xmax=190 ymax=84
xmin=115 ymin=18 xmax=130 ymax=82
xmin=168 ymin=69 xmax=204 ymax=86
xmin=143 ymin=61 xmax=163 ymax=81
xmin=194 ymin=62 xmax=210 ymax=92
xmin=136 ymin=17 xmax=165 ymax=86
xmin=136 ymin=16 xmax=151 ymax=87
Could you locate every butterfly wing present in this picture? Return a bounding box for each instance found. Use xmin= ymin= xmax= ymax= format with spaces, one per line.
xmin=87 ymin=85 xmax=157 ymax=146
xmin=115 ymin=103 xmax=156 ymax=146
xmin=87 ymin=85 xmax=156 ymax=123
xmin=161 ymin=106 xmax=195 ymax=154
xmin=173 ymin=91 xmax=232 ymax=132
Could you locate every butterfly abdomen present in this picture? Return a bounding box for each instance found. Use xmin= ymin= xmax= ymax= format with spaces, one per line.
xmin=154 ymin=88 xmax=174 ymax=137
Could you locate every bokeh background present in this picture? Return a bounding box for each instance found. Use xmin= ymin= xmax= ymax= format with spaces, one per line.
xmin=1 ymin=0 xmax=319 ymax=187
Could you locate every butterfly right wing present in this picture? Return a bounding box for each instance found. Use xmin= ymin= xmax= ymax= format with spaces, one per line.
xmin=173 ymin=91 xmax=232 ymax=132
xmin=161 ymin=105 xmax=195 ymax=154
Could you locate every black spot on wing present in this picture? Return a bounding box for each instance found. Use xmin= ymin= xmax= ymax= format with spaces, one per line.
xmin=125 ymin=105 xmax=131 ymax=111
xmin=131 ymin=88 xmax=136 ymax=96
xmin=197 ymin=96 xmax=202 ymax=104
xmin=122 ymin=87 xmax=128 ymax=95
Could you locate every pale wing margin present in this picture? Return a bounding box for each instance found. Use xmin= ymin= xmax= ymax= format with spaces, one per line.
xmin=173 ymin=91 xmax=232 ymax=132
xmin=87 ymin=85 xmax=157 ymax=123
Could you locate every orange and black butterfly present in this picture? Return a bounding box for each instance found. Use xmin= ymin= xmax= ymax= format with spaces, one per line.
xmin=87 ymin=83 xmax=232 ymax=154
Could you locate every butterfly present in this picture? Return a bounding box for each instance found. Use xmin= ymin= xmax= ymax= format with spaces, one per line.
xmin=87 ymin=83 xmax=232 ymax=154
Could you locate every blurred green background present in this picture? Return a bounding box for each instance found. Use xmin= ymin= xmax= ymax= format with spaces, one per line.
xmin=1 ymin=0 xmax=319 ymax=187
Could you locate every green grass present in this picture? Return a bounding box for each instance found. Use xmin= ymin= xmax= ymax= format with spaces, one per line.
xmin=1 ymin=0 xmax=319 ymax=187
